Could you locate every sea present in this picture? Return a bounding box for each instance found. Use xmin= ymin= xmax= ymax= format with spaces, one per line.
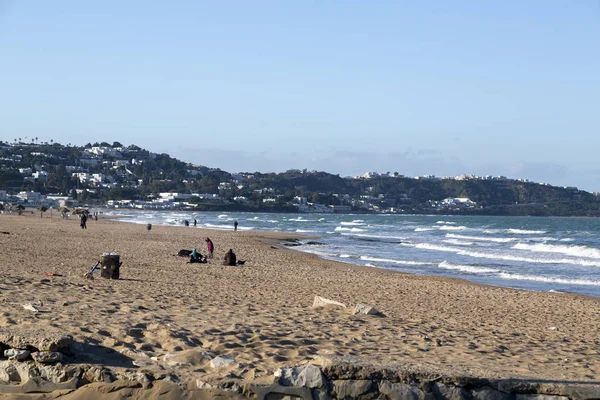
xmin=103 ymin=210 xmax=600 ymax=298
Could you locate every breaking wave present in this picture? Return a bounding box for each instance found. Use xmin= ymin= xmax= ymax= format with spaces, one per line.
xmin=513 ymin=243 xmax=600 ymax=260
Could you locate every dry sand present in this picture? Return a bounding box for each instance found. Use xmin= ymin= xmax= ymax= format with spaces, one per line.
xmin=1 ymin=213 xmax=599 ymax=397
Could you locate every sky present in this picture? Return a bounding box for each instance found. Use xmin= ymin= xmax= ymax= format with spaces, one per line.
xmin=1 ymin=1 xmax=599 ymax=191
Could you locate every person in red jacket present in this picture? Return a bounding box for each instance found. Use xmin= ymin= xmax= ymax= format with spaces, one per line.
xmin=205 ymin=237 xmax=214 ymax=259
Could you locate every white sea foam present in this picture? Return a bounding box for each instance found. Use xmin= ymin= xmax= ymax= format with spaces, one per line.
xmin=296 ymin=229 xmax=316 ymax=233
xmin=438 ymin=261 xmax=501 ymax=274
xmin=444 ymin=239 xmax=474 ymax=246
xmin=340 ymin=220 xmax=365 ymax=226
xmin=497 ymin=272 xmax=600 ymax=286
xmin=340 ymin=233 xmax=404 ymax=241
xmin=359 ymin=255 xmax=435 ymax=266
xmin=415 ymin=227 xmax=435 ymax=232
xmin=217 ymin=214 xmax=229 ymax=219
xmin=339 ymin=254 xmax=359 ymax=259
xmin=436 ymin=221 xmax=457 ymax=224
xmin=530 ymin=237 xmax=559 ymax=242
xmin=507 ymin=228 xmax=547 ymax=234
xmin=287 ymin=217 xmax=317 ymax=222
xmin=204 ymin=223 xmax=235 ymax=230
xmin=413 ymin=243 xmax=600 ymax=267
xmin=445 ymin=233 xmax=517 ymax=243
xmin=513 ymin=243 xmax=600 ymax=260
xmin=439 ymin=225 xmax=468 ymax=231
xmin=335 ymin=226 xmax=366 ymax=232
xmin=482 ymin=229 xmax=504 ymax=234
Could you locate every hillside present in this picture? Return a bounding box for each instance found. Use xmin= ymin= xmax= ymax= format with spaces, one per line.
xmin=1 ymin=140 xmax=599 ymax=216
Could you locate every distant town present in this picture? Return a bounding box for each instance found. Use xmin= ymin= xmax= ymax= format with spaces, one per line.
xmin=1 ymin=139 xmax=599 ymax=216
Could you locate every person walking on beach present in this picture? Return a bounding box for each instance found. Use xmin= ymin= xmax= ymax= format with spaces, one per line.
xmin=234 ymin=220 xmax=238 ymax=231
xmin=223 ymin=249 xmax=237 ymax=266
xmin=80 ymin=213 xmax=87 ymax=229
xmin=194 ymin=219 xmax=197 ymax=227
xmin=205 ymin=237 xmax=214 ymax=259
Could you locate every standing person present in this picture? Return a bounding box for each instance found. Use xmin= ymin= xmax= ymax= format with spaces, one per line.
xmin=194 ymin=219 xmax=197 ymax=227
xmin=205 ymin=237 xmax=214 ymax=259
xmin=80 ymin=213 xmax=87 ymax=229
xmin=234 ymin=220 xmax=238 ymax=231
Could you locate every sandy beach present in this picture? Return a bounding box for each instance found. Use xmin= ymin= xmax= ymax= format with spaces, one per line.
xmin=1 ymin=213 xmax=599 ymax=397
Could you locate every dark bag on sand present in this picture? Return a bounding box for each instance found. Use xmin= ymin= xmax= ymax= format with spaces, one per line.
xmin=100 ymin=254 xmax=121 ymax=279
xmin=177 ymin=249 xmax=192 ymax=257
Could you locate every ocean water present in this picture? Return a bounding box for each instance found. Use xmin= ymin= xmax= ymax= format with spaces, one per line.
xmin=104 ymin=210 xmax=600 ymax=297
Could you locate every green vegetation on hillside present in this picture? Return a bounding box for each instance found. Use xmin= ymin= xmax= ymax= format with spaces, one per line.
xmin=1 ymin=140 xmax=599 ymax=216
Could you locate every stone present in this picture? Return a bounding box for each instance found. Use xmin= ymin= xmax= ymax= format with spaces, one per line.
xmin=84 ymin=366 xmax=116 ymax=383
xmin=333 ymin=379 xmax=373 ymax=398
xmin=217 ymin=381 xmax=242 ymax=393
xmin=0 ymin=328 xmax=73 ymax=353
xmin=31 ymin=351 xmax=64 ymax=364
xmin=197 ymin=380 xmax=214 ymax=389
xmin=313 ymin=388 xmax=334 ymax=400
xmin=249 ymin=384 xmax=313 ymax=400
xmin=39 ymin=365 xmax=82 ymax=383
xmin=497 ymin=379 xmax=600 ymax=398
xmin=136 ymin=372 xmax=153 ymax=388
xmin=0 ymin=376 xmax=79 ymax=394
xmin=378 ymin=381 xmax=424 ymax=399
xmin=312 ymin=296 xmax=347 ymax=309
xmin=432 ymin=382 xmax=470 ymax=400
xmin=164 ymin=349 xmax=211 ymax=367
xmin=14 ymin=362 xmax=41 ymax=382
xmin=472 ymin=386 xmax=513 ymax=400
xmin=22 ymin=303 xmax=39 ymax=312
xmin=133 ymin=359 xmax=157 ymax=367
xmin=0 ymin=360 xmax=21 ymax=382
xmin=210 ymin=354 xmax=236 ymax=369
xmin=163 ymin=374 xmax=179 ymax=384
xmin=4 ymin=349 xmax=30 ymax=361
xmin=119 ymin=348 xmax=154 ymax=359
xmin=275 ymin=365 xmax=325 ymax=389
xmin=353 ymin=303 xmax=382 ymax=316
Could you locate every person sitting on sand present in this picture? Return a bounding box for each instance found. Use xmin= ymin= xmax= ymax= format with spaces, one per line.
xmin=223 ymin=249 xmax=237 ymax=266
xmin=188 ymin=248 xmax=207 ymax=264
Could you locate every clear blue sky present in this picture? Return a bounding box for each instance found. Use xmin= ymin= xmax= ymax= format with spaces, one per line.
xmin=1 ymin=1 xmax=599 ymax=190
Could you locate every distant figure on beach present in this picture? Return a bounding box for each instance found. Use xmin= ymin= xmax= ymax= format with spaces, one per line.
xmin=205 ymin=237 xmax=214 ymax=258
xmin=94 ymin=215 xmax=98 ymax=221
xmin=184 ymin=220 xmax=189 ymax=227
xmin=147 ymin=223 xmax=152 ymax=232
xmin=234 ymin=220 xmax=238 ymax=231
xmin=194 ymin=219 xmax=197 ymax=227
xmin=223 ymin=249 xmax=237 ymax=266
xmin=80 ymin=214 xmax=87 ymax=229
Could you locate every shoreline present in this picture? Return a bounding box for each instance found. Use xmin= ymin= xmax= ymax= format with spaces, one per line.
xmin=1 ymin=213 xmax=600 ymax=396
xmin=105 ymin=212 xmax=600 ymax=301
